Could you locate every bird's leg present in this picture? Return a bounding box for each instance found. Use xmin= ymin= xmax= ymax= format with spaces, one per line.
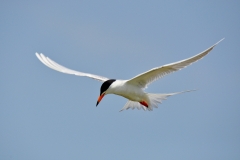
xmin=140 ymin=101 xmax=148 ymax=107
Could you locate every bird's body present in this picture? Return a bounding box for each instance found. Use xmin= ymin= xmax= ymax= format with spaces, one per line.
xmin=107 ymin=80 xmax=145 ymax=102
xmin=36 ymin=39 xmax=223 ymax=111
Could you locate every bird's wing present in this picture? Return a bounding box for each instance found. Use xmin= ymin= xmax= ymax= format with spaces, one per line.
xmin=35 ymin=53 xmax=109 ymax=82
xmin=126 ymin=39 xmax=224 ymax=88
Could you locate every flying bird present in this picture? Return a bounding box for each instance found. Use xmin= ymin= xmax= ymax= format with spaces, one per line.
xmin=36 ymin=39 xmax=223 ymax=111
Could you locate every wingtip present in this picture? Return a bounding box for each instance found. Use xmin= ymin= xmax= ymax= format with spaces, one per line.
xmin=214 ymin=38 xmax=225 ymax=46
xmin=35 ymin=52 xmax=40 ymax=59
xmin=35 ymin=52 xmax=43 ymax=58
xmin=185 ymin=89 xmax=197 ymax=93
xmin=207 ymin=38 xmax=224 ymax=51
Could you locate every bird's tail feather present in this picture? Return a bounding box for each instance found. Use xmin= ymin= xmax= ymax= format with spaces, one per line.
xmin=119 ymin=90 xmax=195 ymax=112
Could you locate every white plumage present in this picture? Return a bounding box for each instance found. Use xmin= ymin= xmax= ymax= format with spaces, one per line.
xmin=36 ymin=39 xmax=223 ymax=111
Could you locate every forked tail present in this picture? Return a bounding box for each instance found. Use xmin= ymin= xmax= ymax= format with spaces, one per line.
xmin=120 ymin=90 xmax=195 ymax=111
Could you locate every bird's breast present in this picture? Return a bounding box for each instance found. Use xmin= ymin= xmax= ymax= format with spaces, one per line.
xmin=107 ymin=81 xmax=146 ymax=102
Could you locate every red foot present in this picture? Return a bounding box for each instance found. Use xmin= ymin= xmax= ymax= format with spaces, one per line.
xmin=140 ymin=101 xmax=148 ymax=107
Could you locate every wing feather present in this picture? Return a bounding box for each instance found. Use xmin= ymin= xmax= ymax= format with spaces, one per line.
xmin=35 ymin=53 xmax=109 ymax=82
xmin=127 ymin=39 xmax=224 ymax=88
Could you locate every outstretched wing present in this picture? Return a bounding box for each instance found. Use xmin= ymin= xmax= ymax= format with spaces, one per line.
xmin=36 ymin=53 xmax=109 ymax=82
xmin=127 ymin=39 xmax=224 ymax=88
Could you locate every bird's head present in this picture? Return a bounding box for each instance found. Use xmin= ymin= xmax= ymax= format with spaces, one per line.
xmin=96 ymin=79 xmax=116 ymax=106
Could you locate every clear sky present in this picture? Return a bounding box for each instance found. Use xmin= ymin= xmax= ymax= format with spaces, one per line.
xmin=1 ymin=1 xmax=240 ymax=160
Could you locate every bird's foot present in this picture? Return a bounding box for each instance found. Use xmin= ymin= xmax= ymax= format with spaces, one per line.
xmin=140 ymin=101 xmax=148 ymax=107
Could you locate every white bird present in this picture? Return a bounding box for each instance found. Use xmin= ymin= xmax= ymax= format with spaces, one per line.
xmin=36 ymin=39 xmax=223 ymax=111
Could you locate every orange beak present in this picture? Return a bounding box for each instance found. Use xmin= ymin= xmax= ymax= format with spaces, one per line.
xmin=96 ymin=93 xmax=105 ymax=106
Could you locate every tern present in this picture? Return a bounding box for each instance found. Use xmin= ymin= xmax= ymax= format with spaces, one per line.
xmin=36 ymin=39 xmax=223 ymax=111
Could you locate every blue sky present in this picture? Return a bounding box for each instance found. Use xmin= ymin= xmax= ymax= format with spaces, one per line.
xmin=1 ymin=1 xmax=240 ymax=160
